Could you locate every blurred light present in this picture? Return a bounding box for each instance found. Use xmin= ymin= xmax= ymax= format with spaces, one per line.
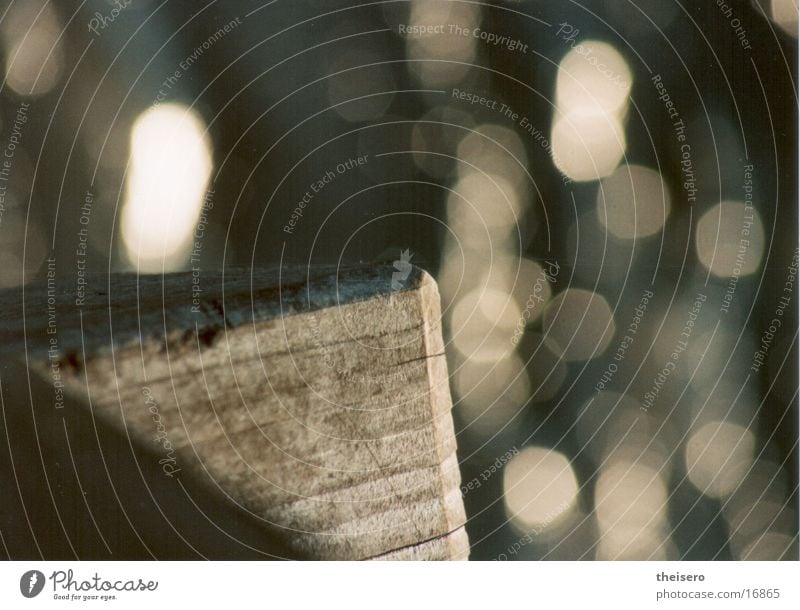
xmin=687 ymin=384 xmax=759 ymax=435
xmin=550 ymin=38 xmax=631 ymax=182
xmin=595 ymin=460 xmax=668 ymax=531
xmin=725 ymin=459 xmax=788 ymax=511
xmin=556 ymin=40 xmax=632 ymax=117
xmin=121 ymin=104 xmax=212 ymax=271
xmin=727 ymin=501 xmax=795 ymax=558
xmin=550 ymin=111 xmax=626 ymax=182
xmin=685 ymin=421 xmax=756 ymax=498
xmin=724 ymin=459 xmax=791 ymax=557
xmin=455 ymin=354 xmax=530 ymax=437
xmin=695 ymin=200 xmax=765 ymax=277
xmin=404 ymin=0 xmax=480 ymax=86
xmin=504 ymin=447 xmax=578 ymax=532
xmin=408 ymin=0 xmax=480 ymax=49
xmin=326 ymin=49 xmax=396 ymax=122
xmin=594 ymin=460 xmax=671 ymax=559
xmin=449 ymin=286 xmax=519 ymax=362
xmin=447 ymin=171 xmax=523 ymax=243
xmin=1 ymin=1 xmax=64 ymax=96
xmin=542 ymin=288 xmax=616 ymax=361
xmin=771 ymin=0 xmax=799 ymax=38
xmin=722 ymin=459 xmax=795 ymax=556
xmin=482 ymin=257 xmax=554 ymax=325
xmin=456 ymin=124 xmax=529 ymax=190
xmin=596 ymin=525 xmax=674 ymax=560
xmin=452 ymin=287 xmax=521 ymax=330
xmin=596 ymin=164 xmax=671 ymax=239
xmin=739 ymin=532 xmax=797 ymax=560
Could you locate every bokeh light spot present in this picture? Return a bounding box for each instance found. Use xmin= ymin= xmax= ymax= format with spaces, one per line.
xmin=556 ymin=40 xmax=632 ymax=117
xmin=596 ymin=164 xmax=671 ymax=239
xmin=685 ymin=421 xmax=756 ymax=498
xmin=551 ymin=111 xmax=626 ymax=182
xmin=542 ymin=289 xmax=616 ymax=361
xmin=122 ymin=104 xmax=213 ymax=271
xmin=504 ymin=447 xmax=578 ymax=532
xmin=695 ymin=200 xmax=765 ymax=277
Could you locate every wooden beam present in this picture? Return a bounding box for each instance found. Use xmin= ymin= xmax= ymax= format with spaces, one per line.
xmin=0 ymin=265 xmax=468 ymax=560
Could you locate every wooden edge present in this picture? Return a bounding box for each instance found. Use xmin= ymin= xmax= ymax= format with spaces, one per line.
xmin=370 ymin=526 xmax=470 ymax=561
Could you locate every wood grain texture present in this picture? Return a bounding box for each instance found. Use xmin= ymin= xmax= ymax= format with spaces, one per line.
xmin=0 ymin=265 xmax=468 ymax=560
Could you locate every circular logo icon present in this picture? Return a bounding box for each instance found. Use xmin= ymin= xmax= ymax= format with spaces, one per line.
xmin=20 ymin=570 xmax=45 ymax=598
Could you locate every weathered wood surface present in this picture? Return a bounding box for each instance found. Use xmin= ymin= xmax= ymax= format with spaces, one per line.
xmin=0 ymin=265 xmax=468 ymax=560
